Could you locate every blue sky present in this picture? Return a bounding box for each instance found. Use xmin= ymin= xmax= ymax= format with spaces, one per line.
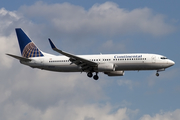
xmin=1 ymin=0 xmax=180 ymax=120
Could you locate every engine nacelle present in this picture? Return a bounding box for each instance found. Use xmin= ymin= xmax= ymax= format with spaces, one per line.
xmin=97 ymin=63 xmax=115 ymax=72
xmin=104 ymin=71 xmax=124 ymax=76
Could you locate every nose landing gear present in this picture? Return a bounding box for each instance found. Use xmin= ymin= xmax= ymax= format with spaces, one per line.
xmin=156 ymin=68 xmax=165 ymax=77
xmin=156 ymin=72 xmax=159 ymax=76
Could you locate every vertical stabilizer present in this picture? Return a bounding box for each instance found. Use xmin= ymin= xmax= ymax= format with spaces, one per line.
xmin=15 ymin=28 xmax=44 ymax=58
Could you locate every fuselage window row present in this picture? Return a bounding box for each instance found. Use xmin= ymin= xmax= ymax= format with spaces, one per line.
xmin=113 ymin=58 xmax=146 ymax=61
xmin=49 ymin=60 xmax=70 ymax=63
xmin=49 ymin=58 xmax=147 ymax=63
xmin=90 ymin=59 xmax=112 ymax=61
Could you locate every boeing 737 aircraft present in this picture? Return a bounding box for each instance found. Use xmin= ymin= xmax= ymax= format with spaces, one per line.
xmin=6 ymin=28 xmax=175 ymax=80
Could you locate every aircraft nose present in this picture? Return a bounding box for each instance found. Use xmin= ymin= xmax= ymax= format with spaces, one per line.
xmin=169 ymin=60 xmax=175 ymax=66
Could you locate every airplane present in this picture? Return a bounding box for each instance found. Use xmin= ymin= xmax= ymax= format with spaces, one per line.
xmin=6 ymin=28 xmax=175 ymax=80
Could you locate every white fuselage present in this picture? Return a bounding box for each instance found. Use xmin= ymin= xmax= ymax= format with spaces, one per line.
xmin=8 ymin=28 xmax=175 ymax=80
xmin=21 ymin=53 xmax=175 ymax=72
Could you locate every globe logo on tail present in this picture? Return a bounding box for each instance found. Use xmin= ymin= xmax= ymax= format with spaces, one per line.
xmin=22 ymin=42 xmax=44 ymax=58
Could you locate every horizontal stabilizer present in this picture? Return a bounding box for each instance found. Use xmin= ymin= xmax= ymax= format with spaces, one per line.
xmin=6 ymin=53 xmax=31 ymax=62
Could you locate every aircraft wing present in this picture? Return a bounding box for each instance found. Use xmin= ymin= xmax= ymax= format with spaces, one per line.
xmin=6 ymin=53 xmax=31 ymax=62
xmin=48 ymin=39 xmax=98 ymax=71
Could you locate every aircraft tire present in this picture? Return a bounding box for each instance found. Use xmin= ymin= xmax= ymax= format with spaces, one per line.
xmin=156 ymin=73 xmax=159 ymax=76
xmin=87 ymin=72 xmax=93 ymax=78
xmin=93 ymin=75 xmax=99 ymax=80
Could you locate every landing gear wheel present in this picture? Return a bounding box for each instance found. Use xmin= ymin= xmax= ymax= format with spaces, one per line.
xmin=87 ymin=72 xmax=93 ymax=78
xmin=156 ymin=73 xmax=159 ymax=77
xmin=93 ymin=75 xmax=99 ymax=80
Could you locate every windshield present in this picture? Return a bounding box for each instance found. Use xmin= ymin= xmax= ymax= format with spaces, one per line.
xmin=161 ymin=56 xmax=168 ymax=59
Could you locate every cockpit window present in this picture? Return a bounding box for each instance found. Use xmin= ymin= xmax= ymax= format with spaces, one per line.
xmin=161 ymin=57 xmax=167 ymax=59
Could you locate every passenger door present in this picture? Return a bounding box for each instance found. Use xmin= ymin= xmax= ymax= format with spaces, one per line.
xmin=151 ymin=56 xmax=156 ymax=63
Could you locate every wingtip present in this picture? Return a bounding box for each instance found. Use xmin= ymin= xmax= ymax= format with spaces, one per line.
xmin=6 ymin=53 xmax=10 ymax=56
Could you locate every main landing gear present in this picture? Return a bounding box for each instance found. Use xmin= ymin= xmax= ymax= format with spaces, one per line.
xmin=87 ymin=72 xmax=93 ymax=78
xmin=87 ymin=72 xmax=99 ymax=80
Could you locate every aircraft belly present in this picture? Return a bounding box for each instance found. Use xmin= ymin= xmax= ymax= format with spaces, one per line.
xmin=41 ymin=64 xmax=81 ymax=72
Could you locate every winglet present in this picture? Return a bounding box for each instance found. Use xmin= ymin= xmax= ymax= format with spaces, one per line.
xmin=48 ymin=38 xmax=56 ymax=49
xmin=48 ymin=38 xmax=64 ymax=54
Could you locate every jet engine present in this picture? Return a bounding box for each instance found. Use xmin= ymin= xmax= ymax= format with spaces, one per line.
xmin=97 ymin=63 xmax=115 ymax=72
xmin=104 ymin=71 xmax=124 ymax=76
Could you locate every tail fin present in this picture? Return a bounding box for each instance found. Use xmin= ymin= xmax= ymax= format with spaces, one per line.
xmin=16 ymin=28 xmax=44 ymax=58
